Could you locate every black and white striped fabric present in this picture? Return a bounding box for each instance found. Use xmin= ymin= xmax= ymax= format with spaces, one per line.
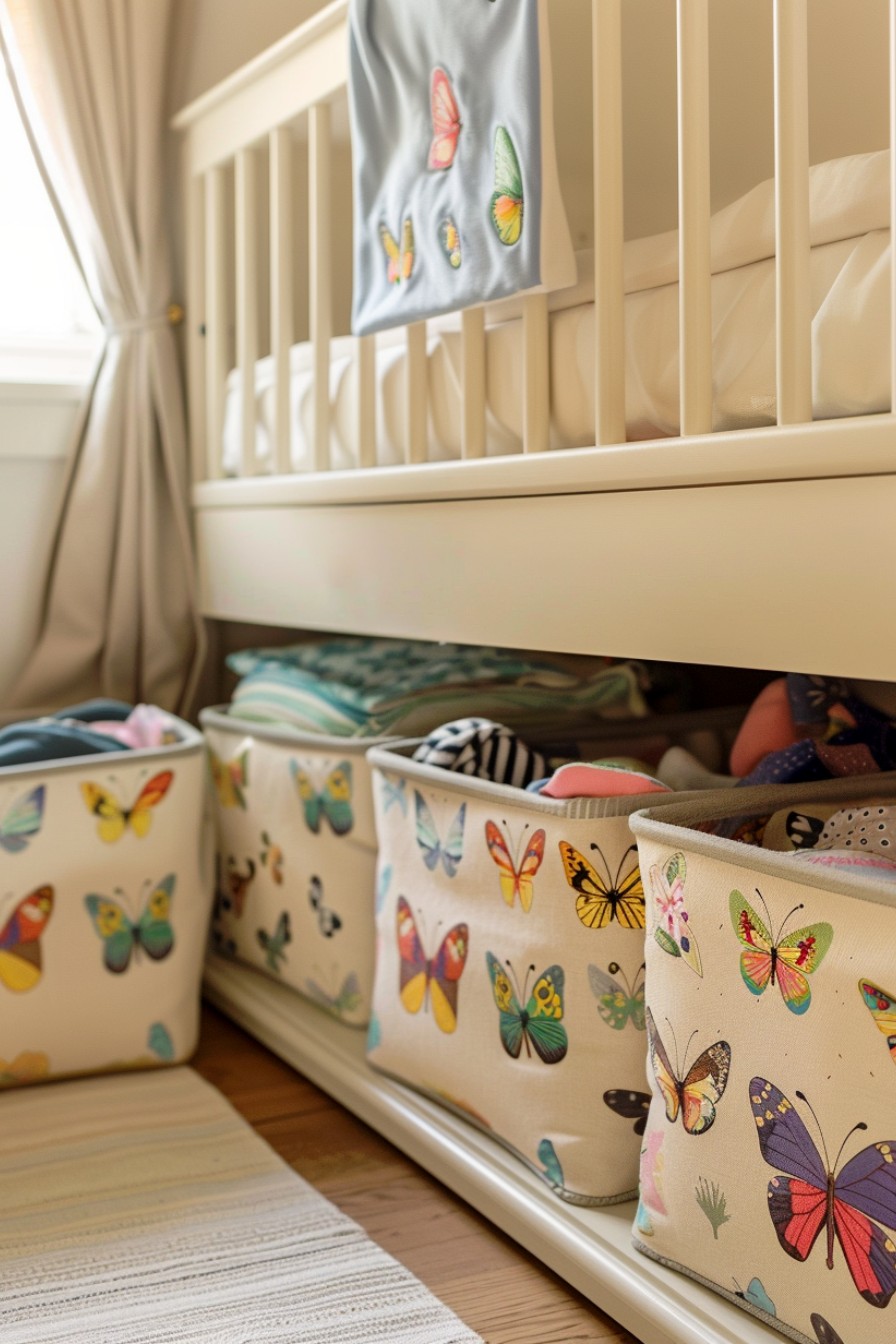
xmin=412 ymin=717 xmax=547 ymax=789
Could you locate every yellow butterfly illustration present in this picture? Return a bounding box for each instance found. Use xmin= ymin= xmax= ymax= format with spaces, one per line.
xmin=0 ymin=1050 xmax=49 ymax=1087
xmin=380 ymin=217 xmax=414 ymax=285
xmin=209 ymin=747 xmax=249 ymax=809
xmin=80 ymin=772 xmax=173 ymax=843
xmin=558 ymin=840 xmax=646 ymax=930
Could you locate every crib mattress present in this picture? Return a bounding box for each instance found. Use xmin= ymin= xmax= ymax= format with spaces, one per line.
xmin=222 ymin=150 xmax=891 ymax=472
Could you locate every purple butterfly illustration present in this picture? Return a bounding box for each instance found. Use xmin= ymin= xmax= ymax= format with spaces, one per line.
xmin=751 ymin=1077 xmax=896 ymax=1308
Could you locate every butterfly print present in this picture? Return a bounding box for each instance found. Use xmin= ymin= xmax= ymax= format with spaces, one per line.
xmin=0 ymin=785 xmax=45 ymax=853
xmin=751 ymin=1076 xmax=896 ymax=1307
xmin=485 ymin=819 xmax=545 ymax=912
xmin=415 ymin=792 xmax=465 ymax=877
xmin=291 ymin=759 xmax=354 ymax=836
xmin=309 ymin=875 xmax=341 ymax=937
xmin=651 ymin=851 xmax=701 ymax=975
xmin=222 ymin=857 xmax=255 ymax=918
xmin=731 ymin=889 xmax=832 ymax=1014
xmin=859 ymin=979 xmax=896 ymax=1063
xmin=0 ymin=1050 xmax=49 ymax=1086
xmin=427 ymin=67 xmax=461 ymax=171
xmin=647 ymin=1009 xmax=731 ymax=1135
xmin=380 ymin=218 xmax=414 ymax=285
xmin=0 ymin=886 xmax=53 ymax=992
xmin=589 ymin=960 xmax=646 ymax=1031
xmin=209 ymin=747 xmax=249 ymax=809
xmin=257 ymin=912 xmax=291 ymax=973
xmin=438 ymin=217 xmax=462 ymax=269
xmin=559 ymin=840 xmax=645 ymax=929
xmin=84 ymin=875 xmax=175 ymax=974
xmin=537 ymin=1138 xmax=564 ymax=1187
xmin=305 ymin=971 xmax=362 ymax=1020
xmin=397 ymin=897 xmax=468 ymax=1033
xmin=810 ymin=1314 xmax=845 ymax=1344
xmin=381 ymin=776 xmax=408 ymax=816
xmin=487 ymin=953 xmax=567 ymax=1064
xmin=81 ymin=772 xmax=173 ymax=843
xmin=490 ymin=125 xmax=523 ymax=246
xmin=732 ymin=1278 xmax=776 ymax=1317
xmin=603 ymin=1088 xmax=651 ymax=1136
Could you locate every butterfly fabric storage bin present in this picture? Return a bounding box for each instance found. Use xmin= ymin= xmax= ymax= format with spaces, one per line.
xmin=365 ymin=741 xmax=709 ymax=1206
xmin=629 ymin=775 xmax=896 ymax=1344
xmin=201 ymin=707 xmax=394 ymax=1026
xmin=0 ymin=716 xmax=212 ymax=1086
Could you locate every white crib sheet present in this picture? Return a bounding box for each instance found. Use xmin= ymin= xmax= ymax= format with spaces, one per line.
xmin=221 ymin=150 xmax=891 ymax=473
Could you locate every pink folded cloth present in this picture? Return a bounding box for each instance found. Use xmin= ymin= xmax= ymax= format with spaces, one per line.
xmin=84 ymin=704 xmax=182 ymax=750
xmin=539 ymin=760 xmax=671 ymax=800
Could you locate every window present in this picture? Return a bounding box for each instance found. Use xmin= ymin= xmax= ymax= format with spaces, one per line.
xmin=0 ymin=65 xmax=100 ymax=383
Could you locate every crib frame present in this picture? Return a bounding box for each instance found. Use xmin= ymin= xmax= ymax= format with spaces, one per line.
xmin=175 ymin=6 xmax=896 ymax=1340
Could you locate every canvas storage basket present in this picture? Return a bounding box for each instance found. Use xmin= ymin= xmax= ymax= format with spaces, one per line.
xmin=0 ymin=716 xmax=212 ymax=1086
xmin=365 ymin=738 xmax=730 ymax=1206
xmin=201 ymin=707 xmax=395 ymax=1026
xmin=629 ymin=774 xmax=896 ymax=1344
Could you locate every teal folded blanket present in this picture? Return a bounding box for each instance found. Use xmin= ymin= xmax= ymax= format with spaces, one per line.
xmin=225 ymin=638 xmax=648 ymax=738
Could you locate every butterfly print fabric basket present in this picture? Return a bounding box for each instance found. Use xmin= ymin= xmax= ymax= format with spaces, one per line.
xmin=629 ymin=773 xmax=896 ymax=1344
xmin=365 ymin=740 xmax=714 ymax=1206
xmin=0 ymin=714 xmax=212 ymax=1086
xmin=200 ymin=707 xmax=397 ymax=1026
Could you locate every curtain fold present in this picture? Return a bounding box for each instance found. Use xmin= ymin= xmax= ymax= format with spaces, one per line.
xmin=0 ymin=0 xmax=203 ymax=714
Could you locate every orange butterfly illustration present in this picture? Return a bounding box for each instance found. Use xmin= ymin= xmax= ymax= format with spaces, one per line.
xmin=485 ymin=819 xmax=545 ymax=912
xmin=427 ymin=67 xmax=461 ymax=171
xmin=81 ymin=772 xmax=173 ymax=843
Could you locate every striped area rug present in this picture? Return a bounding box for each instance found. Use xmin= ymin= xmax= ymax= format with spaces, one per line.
xmin=0 ymin=1067 xmax=482 ymax=1343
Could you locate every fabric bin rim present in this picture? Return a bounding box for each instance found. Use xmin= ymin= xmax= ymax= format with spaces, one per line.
xmin=367 ymin=738 xmax=723 ymax=821
xmin=199 ymin=705 xmax=400 ymax=753
xmin=0 ymin=712 xmax=204 ymax=782
xmin=630 ymin=770 xmax=896 ymax=908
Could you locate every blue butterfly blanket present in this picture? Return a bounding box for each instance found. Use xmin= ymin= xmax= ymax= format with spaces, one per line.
xmin=348 ymin=0 xmax=575 ymax=335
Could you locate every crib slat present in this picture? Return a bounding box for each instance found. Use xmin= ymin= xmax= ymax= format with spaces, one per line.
xmin=676 ymin=0 xmax=713 ymax=437
xmin=270 ymin=127 xmax=293 ymax=475
xmin=309 ymin=102 xmax=332 ymax=473
xmin=461 ymin=307 xmax=486 ymax=459
xmin=522 ymin=293 xmax=550 ymax=453
xmin=185 ymin=170 xmax=206 ymax=485
xmin=204 ymin=165 xmax=228 ymax=481
xmin=235 ymin=148 xmax=259 ymax=477
xmin=355 ymin=335 xmax=376 ymax=469
xmin=405 ymin=322 xmax=427 ymax=464
xmin=592 ymin=0 xmax=626 ymax=446
xmin=774 ymin=0 xmax=812 ymax=425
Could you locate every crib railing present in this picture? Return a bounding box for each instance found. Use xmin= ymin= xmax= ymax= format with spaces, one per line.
xmin=174 ymin=0 xmax=896 ymax=486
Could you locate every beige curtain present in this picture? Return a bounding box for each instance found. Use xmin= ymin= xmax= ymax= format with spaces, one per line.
xmin=0 ymin=0 xmax=203 ymax=714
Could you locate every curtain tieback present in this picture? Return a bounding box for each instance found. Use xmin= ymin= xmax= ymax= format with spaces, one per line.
xmin=105 ymin=303 xmax=185 ymax=336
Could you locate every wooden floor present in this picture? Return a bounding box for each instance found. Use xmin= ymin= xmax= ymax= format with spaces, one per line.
xmin=193 ymin=1003 xmax=640 ymax=1344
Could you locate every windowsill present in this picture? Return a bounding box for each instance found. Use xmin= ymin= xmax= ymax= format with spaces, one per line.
xmin=0 ymin=335 xmax=101 ymax=391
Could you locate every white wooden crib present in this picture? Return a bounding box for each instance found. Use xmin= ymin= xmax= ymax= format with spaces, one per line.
xmin=173 ymin=3 xmax=896 ymax=1341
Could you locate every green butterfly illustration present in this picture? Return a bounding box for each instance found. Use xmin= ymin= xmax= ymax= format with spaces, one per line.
xmin=588 ymin=960 xmax=646 ymax=1031
xmin=305 ymin=970 xmax=362 ymax=1020
xmin=486 ymin=952 xmax=568 ymax=1064
xmin=290 ymin=759 xmax=354 ymax=836
xmin=84 ymin=875 xmax=175 ymax=974
xmin=257 ymin=911 xmax=291 ymax=973
xmin=147 ymin=1022 xmax=175 ymax=1062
